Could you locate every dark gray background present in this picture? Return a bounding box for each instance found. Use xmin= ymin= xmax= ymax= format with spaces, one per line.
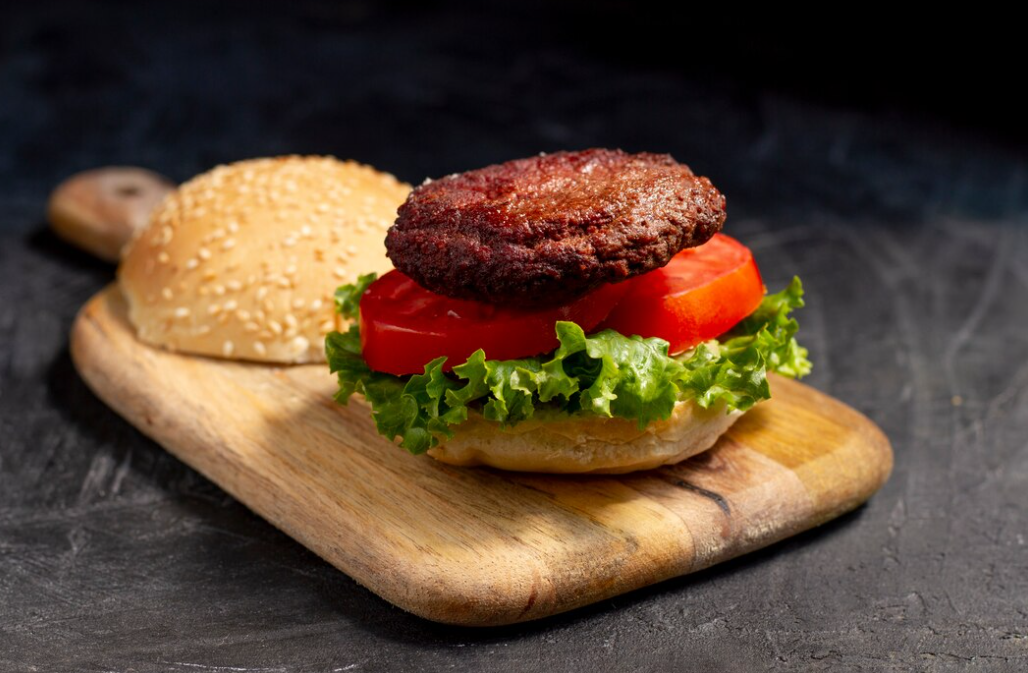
xmin=2 ymin=3 xmax=1027 ymax=671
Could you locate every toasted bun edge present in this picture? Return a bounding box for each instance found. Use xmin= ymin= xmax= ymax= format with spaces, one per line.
xmin=427 ymin=399 xmax=743 ymax=474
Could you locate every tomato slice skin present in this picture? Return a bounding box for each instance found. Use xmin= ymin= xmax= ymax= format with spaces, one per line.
xmin=360 ymin=234 xmax=763 ymax=374
xmin=360 ymin=272 xmax=629 ymax=375
xmin=598 ymin=234 xmax=765 ymax=354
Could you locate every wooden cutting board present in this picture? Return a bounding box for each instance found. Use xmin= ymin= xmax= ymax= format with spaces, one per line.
xmin=71 ymin=284 xmax=893 ymax=626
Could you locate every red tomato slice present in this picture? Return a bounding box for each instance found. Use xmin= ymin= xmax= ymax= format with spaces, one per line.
xmin=599 ymin=234 xmax=765 ymax=354
xmin=360 ymin=271 xmax=629 ymax=375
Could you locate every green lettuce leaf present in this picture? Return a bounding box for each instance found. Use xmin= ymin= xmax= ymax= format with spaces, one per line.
xmin=325 ymin=276 xmax=812 ymax=453
xmin=334 ymin=272 xmax=377 ymax=320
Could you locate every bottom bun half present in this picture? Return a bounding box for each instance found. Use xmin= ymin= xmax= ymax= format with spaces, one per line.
xmin=427 ymin=400 xmax=743 ymax=474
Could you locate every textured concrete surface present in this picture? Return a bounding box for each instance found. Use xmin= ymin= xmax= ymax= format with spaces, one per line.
xmin=2 ymin=3 xmax=1027 ymax=671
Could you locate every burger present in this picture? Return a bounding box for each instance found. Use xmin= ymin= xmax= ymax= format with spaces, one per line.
xmin=326 ymin=149 xmax=811 ymax=474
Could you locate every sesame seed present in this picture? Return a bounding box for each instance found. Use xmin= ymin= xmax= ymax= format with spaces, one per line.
xmin=316 ymin=203 xmax=329 ymax=213
xmin=254 ymin=341 xmax=267 ymax=356
xmin=185 ymin=258 xmax=199 ymax=270
xmin=256 ymin=286 xmax=268 ymax=301
xmin=174 ymin=307 xmax=190 ymax=319
xmin=222 ymin=238 xmax=236 ymax=251
xmin=284 ymin=265 xmax=297 ymax=276
xmin=157 ymin=252 xmax=170 ymax=264
xmin=284 ymin=314 xmax=298 ymax=329
xmin=292 ymin=336 xmax=310 ymax=354
xmin=300 ymin=225 xmax=312 ymax=237
xmin=276 ymin=277 xmax=292 ymax=289
xmin=244 ymin=322 xmax=259 ymax=333
xmin=269 ymin=320 xmax=283 ymax=335
xmin=161 ymin=288 xmax=174 ymax=300
xmin=236 ymin=309 xmax=250 ymax=321
xmin=309 ymin=299 xmax=323 ymax=311
xmin=319 ymin=320 xmax=335 ymax=333
xmin=226 ymin=280 xmax=242 ymax=292
xmin=223 ymin=299 xmax=238 ymax=312
xmin=198 ymin=247 xmax=212 ymax=260
xmin=202 ymin=270 xmax=217 ymax=281
xmin=282 ymin=236 xmax=297 ymax=247
xmin=160 ymin=226 xmax=173 ymax=244
xmin=208 ymin=304 xmax=221 ymax=315
xmin=333 ymin=267 xmax=347 ymax=279
xmin=345 ymin=245 xmax=358 ymax=255
xmin=214 ymin=285 xmax=226 ymax=296
xmin=292 ymin=298 xmax=305 ymax=309
xmin=228 ymin=221 xmax=240 ymax=233
xmin=223 ymin=340 xmax=234 ymax=357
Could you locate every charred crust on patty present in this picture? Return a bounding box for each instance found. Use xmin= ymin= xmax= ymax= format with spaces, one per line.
xmin=385 ymin=148 xmax=726 ymax=306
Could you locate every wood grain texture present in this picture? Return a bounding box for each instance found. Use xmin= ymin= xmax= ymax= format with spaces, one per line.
xmin=47 ymin=167 xmax=174 ymax=262
xmin=70 ymin=285 xmax=892 ymax=626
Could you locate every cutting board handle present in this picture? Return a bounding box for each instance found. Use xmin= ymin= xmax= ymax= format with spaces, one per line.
xmin=47 ymin=167 xmax=175 ymax=262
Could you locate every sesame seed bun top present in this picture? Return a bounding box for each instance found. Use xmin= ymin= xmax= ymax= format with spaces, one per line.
xmin=117 ymin=156 xmax=410 ymax=363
